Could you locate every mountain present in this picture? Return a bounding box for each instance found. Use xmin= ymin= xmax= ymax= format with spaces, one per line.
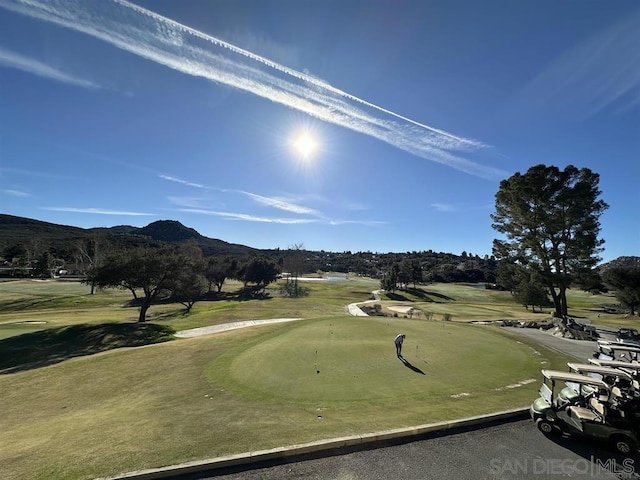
xmin=0 ymin=214 xmax=87 ymax=244
xmin=598 ymin=256 xmax=640 ymax=272
xmin=0 ymin=214 xmax=255 ymax=257
xmin=137 ymin=220 xmax=201 ymax=242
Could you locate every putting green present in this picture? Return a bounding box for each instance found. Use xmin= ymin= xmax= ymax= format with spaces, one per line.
xmin=207 ymin=317 xmax=542 ymax=406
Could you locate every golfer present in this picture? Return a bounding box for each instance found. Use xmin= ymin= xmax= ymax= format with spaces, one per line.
xmin=394 ymin=333 xmax=406 ymax=357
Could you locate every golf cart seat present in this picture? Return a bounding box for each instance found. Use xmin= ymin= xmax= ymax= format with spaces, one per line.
xmin=612 ymin=386 xmax=626 ymax=399
xmin=567 ymin=397 xmax=606 ymax=423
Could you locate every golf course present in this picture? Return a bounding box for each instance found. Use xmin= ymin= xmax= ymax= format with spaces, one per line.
xmin=0 ymin=276 xmax=627 ymax=480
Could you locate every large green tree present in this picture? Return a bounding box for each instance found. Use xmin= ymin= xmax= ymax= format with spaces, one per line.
xmin=602 ymin=267 xmax=640 ymax=316
xmin=491 ymin=164 xmax=608 ymax=318
xmin=86 ymin=246 xmax=193 ymax=322
xmin=236 ymin=256 xmax=280 ymax=292
xmin=204 ymin=256 xmax=238 ymax=293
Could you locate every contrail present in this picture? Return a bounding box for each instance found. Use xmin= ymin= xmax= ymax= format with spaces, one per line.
xmin=0 ymin=0 xmax=507 ymax=179
xmin=0 ymin=46 xmax=101 ymax=89
xmin=114 ymin=0 xmax=482 ymax=150
xmin=237 ymin=191 xmax=320 ymax=215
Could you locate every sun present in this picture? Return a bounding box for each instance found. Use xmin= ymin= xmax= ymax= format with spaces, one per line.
xmin=291 ymin=132 xmax=318 ymax=159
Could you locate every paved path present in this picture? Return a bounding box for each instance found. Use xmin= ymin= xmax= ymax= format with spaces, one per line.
xmin=175 ymin=318 xmax=303 ymax=338
xmin=346 ymin=290 xmax=382 ymax=317
xmin=501 ymin=326 xmax=599 ymax=361
xmin=177 ymin=288 xmax=381 ymax=339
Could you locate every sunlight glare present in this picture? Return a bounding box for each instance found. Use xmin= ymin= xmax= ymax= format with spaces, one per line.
xmin=292 ymin=132 xmax=318 ymax=159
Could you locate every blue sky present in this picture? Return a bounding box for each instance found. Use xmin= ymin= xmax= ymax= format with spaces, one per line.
xmin=0 ymin=0 xmax=638 ymax=263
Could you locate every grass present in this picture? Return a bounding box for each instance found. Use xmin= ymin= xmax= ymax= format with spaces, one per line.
xmin=0 ymin=278 xmax=632 ymax=337
xmin=0 ymin=277 xmax=633 ymax=479
xmin=0 ymin=317 xmax=570 ymax=480
xmin=380 ymin=283 xmax=634 ymax=326
xmin=0 ymin=323 xmax=175 ymax=373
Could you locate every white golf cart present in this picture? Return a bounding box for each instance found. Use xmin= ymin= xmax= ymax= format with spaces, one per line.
xmin=562 ymin=362 xmax=636 ymax=405
xmin=531 ymin=369 xmax=639 ymax=455
xmin=589 ymin=358 xmax=640 ymax=384
xmin=594 ymin=343 xmax=640 ymax=362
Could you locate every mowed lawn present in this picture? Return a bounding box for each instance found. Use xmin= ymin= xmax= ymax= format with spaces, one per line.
xmin=1 ymin=316 xmax=570 ymax=480
xmin=0 ymin=277 xmax=380 ymax=337
xmin=0 ymin=277 xmax=629 ymax=479
xmin=0 ymin=277 xmax=628 ymax=338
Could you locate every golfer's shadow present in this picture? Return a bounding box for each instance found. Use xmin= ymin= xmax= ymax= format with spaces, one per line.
xmin=398 ymin=355 xmax=425 ymax=375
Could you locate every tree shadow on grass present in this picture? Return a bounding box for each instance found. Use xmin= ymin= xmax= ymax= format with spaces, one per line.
xmin=405 ymin=287 xmax=434 ymax=301
xmin=199 ymin=288 xmax=274 ymax=303
xmin=423 ymin=290 xmax=455 ymax=301
xmin=387 ymin=292 xmax=411 ymax=301
xmin=350 ymin=290 xmax=377 ymax=296
xmin=0 ymin=323 xmax=175 ymax=374
xmin=398 ymin=355 xmax=425 ymax=375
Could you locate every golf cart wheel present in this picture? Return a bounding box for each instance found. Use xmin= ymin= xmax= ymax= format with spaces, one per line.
xmin=611 ymin=435 xmax=636 ymax=455
xmin=536 ymin=418 xmax=555 ymax=435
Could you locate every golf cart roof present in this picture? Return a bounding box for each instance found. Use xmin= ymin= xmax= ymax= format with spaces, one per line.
xmin=589 ymin=358 xmax=640 ymax=371
xmin=541 ymin=369 xmax=609 ymax=388
xmin=567 ymin=362 xmax=633 ymax=379
xmin=600 ymin=344 xmax=640 ymax=353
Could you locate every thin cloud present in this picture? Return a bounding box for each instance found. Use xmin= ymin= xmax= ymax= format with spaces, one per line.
xmin=166 ymin=184 xmax=320 ymax=215
xmin=344 ymin=202 xmax=369 ymax=211
xmin=0 ymin=166 xmax=78 ymax=180
xmin=238 ymin=191 xmax=319 ymax=215
xmin=43 ymin=207 xmax=155 ymax=216
xmin=518 ymin=9 xmax=640 ymax=116
xmin=0 ymin=46 xmax=102 ymax=89
xmin=175 ymin=207 xmax=384 ymax=226
xmin=176 ymin=208 xmax=315 ymax=224
xmin=431 ymin=203 xmax=458 ymax=212
xmin=2 ymin=189 xmax=30 ymax=197
xmin=159 ymin=174 xmax=206 ymax=189
xmin=0 ymin=0 xmax=507 ymax=179
xmin=168 ymin=196 xmax=208 ymax=208
xmin=327 ymin=219 xmax=387 ymax=226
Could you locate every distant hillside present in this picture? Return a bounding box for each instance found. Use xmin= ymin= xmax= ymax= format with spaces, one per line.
xmin=0 ymin=215 xmax=255 ymax=257
xmin=1 ymin=214 xmax=634 ymax=284
xmin=131 ymin=220 xmax=256 ymax=256
xmin=599 ymin=256 xmax=640 ymax=272
xmin=138 ymin=220 xmax=200 ymax=242
xmin=0 ymin=214 xmax=87 ymax=243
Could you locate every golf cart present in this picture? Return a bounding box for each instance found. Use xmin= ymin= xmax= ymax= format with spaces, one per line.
xmin=562 ymin=363 xmax=636 ymax=405
xmin=590 ymin=358 xmax=640 ymax=384
xmin=567 ymin=362 xmax=635 ymax=387
xmin=617 ymin=328 xmax=640 ymax=347
xmin=594 ymin=343 xmax=640 ymax=362
xmin=588 ymin=358 xmax=640 ymax=398
xmin=531 ymin=369 xmax=639 ymax=454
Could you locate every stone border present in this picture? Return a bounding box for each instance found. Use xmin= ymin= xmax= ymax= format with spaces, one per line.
xmin=96 ymin=407 xmax=528 ymax=480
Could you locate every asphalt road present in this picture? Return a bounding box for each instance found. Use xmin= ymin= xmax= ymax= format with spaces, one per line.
xmin=180 ymin=418 xmax=640 ymax=480
xmin=501 ymin=326 xmax=600 ymax=361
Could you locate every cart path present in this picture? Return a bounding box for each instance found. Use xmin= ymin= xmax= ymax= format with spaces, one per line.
xmin=176 ymin=289 xmax=382 ymax=338
xmin=175 ymin=318 xmax=303 ymax=338
xmin=502 ymin=326 xmax=599 ymax=360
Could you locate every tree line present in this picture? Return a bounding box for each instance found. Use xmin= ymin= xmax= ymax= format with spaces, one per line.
xmin=1 ymin=164 xmax=638 ymax=319
xmin=84 ymin=245 xmax=280 ymax=322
